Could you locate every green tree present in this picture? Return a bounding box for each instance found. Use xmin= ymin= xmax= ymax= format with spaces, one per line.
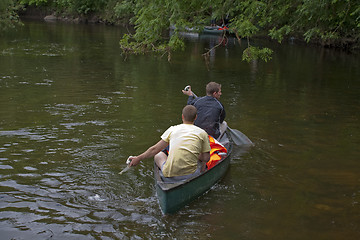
xmin=0 ymin=0 xmax=22 ymax=31
xmin=117 ymin=0 xmax=273 ymax=62
xmin=2 ymin=0 xmax=359 ymax=59
xmin=117 ymin=0 xmax=359 ymax=61
xmin=268 ymin=0 xmax=360 ymax=47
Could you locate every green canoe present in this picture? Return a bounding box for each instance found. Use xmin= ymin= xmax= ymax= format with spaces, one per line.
xmin=203 ymin=26 xmax=229 ymax=34
xmin=154 ymin=134 xmax=233 ymax=214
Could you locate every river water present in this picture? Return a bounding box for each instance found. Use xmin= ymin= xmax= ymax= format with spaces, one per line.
xmin=0 ymin=20 xmax=359 ymax=239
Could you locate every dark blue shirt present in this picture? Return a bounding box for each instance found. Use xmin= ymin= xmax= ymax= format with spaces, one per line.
xmin=187 ymin=95 xmax=226 ymax=139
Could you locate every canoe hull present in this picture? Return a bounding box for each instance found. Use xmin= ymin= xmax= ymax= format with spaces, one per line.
xmin=203 ymin=26 xmax=228 ymax=35
xmin=154 ymin=139 xmax=232 ymax=214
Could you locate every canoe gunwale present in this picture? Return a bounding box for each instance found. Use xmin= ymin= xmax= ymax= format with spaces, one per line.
xmin=154 ymin=137 xmax=233 ymax=213
xmin=155 ymin=148 xmax=231 ymax=191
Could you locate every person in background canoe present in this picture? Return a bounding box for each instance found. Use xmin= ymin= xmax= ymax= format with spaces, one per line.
xmin=128 ymin=105 xmax=211 ymax=182
xmin=182 ymin=82 xmax=226 ymax=140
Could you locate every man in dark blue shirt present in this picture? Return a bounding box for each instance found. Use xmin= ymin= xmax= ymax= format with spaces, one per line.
xmin=182 ymin=82 xmax=226 ymax=139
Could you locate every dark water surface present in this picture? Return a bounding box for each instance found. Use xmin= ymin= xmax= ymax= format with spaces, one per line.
xmin=0 ymin=20 xmax=359 ymax=239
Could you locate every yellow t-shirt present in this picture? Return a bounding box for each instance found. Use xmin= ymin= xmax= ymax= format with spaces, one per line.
xmin=161 ymin=123 xmax=211 ymax=177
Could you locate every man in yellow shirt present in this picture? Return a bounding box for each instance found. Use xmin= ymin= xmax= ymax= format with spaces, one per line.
xmin=129 ymin=105 xmax=211 ymax=181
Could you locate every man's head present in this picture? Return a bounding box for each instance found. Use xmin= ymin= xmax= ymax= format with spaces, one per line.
xmin=182 ymin=105 xmax=197 ymax=123
xmin=206 ymin=82 xmax=222 ymax=100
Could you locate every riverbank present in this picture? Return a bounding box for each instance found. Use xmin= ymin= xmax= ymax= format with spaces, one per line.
xmin=19 ymin=6 xmax=114 ymax=25
xmin=18 ymin=6 xmax=359 ymax=53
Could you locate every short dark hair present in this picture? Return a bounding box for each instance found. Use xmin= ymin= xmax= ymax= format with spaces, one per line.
xmin=182 ymin=105 xmax=197 ymax=122
xmin=206 ymin=82 xmax=221 ymax=95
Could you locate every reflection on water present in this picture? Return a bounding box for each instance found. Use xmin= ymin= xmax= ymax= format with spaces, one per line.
xmin=0 ymin=20 xmax=359 ymax=239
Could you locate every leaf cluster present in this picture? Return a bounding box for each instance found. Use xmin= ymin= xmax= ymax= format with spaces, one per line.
xmin=19 ymin=0 xmax=109 ymax=15
xmin=242 ymin=46 xmax=273 ymax=63
xmin=0 ymin=0 xmax=23 ymax=32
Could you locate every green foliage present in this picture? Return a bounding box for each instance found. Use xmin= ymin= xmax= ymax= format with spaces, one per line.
xmin=114 ymin=0 xmax=135 ymax=20
xmin=351 ymin=5 xmax=360 ymax=27
xmin=0 ymin=0 xmax=23 ymax=32
xmin=19 ymin=0 xmax=48 ymax=6
xmin=230 ymin=18 xmax=259 ymax=38
xmin=3 ymin=0 xmax=360 ymax=61
xmin=168 ymin=34 xmax=185 ymax=51
xmin=116 ymin=0 xmax=274 ymax=61
xmin=19 ymin=0 xmax=108 ymax=15
xmin=71 ymin=0 xmax=108 ymax=15
xmin=118 ymin=0 xmax=209 ymax=58
xmin=242 ymin=46 xmax=273 ymax=63
xmin=293 ymin=0 xmax=359 ymax=44
xmin=269 ymin=25 xmax=292 ymax=43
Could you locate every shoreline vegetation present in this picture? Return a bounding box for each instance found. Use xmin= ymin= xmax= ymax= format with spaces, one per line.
xmin=1 ymin=1 xmax=359 ymax=62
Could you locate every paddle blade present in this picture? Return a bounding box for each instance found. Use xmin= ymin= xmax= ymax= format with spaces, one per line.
xmin=228 ymin=127 xmax=253 ymax=146
xmin=119 ymin=156 xmax=134 ymax=175
xmin=119 ymin=165 xmax=130 ymax=175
